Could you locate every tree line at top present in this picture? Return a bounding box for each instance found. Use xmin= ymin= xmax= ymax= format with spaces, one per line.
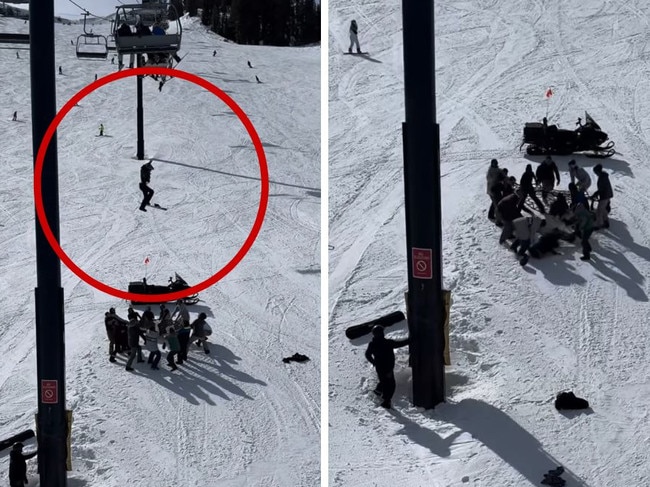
xmin=169 ymin=0 xmax=320 ymax=47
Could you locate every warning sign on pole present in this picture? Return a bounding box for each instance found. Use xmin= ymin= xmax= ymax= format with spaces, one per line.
xmin=412 ymin=247 xmax=433 ymax=279
xmin=41 ymin=380 xmax=58 ymax=404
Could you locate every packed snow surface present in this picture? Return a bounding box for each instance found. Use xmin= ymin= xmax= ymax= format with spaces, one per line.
xmin=329 ymin=0 xmax=650 ymax=486
xmin=0 ymin=15 xmax=320 ymax=486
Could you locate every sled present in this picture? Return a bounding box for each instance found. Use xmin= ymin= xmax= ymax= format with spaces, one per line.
xmin=345 ymin=311 xmax=406 ymax=340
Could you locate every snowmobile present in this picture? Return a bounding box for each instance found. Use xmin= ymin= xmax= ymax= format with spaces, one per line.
xmin=520 ymin=112 xmax=615 ymax=158
xmin=128 ymin=273 xmax=199 ymax=305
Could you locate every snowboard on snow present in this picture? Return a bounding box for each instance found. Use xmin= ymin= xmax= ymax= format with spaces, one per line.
xmin=148 ymin=203 xmax=168 ymax=211
xmin=345 ymin=311 xmax=406 ymax=340
xmin=344 ymin=51 xmax=370 ymax=55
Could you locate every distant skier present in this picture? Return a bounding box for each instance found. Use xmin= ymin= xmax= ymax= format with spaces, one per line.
xmin=12 ymin=111 xmax=17 ymax=121
xmin=95 ymin=73 xmax=98 ymax=81
xmin=213 ymin=49 xmax=216 ymax=57
xmin=16 ymin=51 xmax=19 ymax=59
xmin=365 ymin=325 xmax=409 ymax=409
xmin=139 ymin=160 xmax=155 ymax=212
xmin=255 ymin=75 xmax=262 ymax=84
xmin=98 ymin=123 xmax=104 ymax=136
xmin=111 ymin=56 xmax=115 ymax=65
xmin=348 ymin=20 xmax=361 ymax=54
xmin=247 ymin=60 xmax=253 ymax=68
xmin=71 ymin=40 xmax=74 ymax=45
xmin=9 ymin=442 xmax=37 ymax=487
xmin=58 ymin=65 xmax=62 ymax=75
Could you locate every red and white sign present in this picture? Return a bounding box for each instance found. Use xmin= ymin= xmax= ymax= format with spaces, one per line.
xmin=41 ymin=380 xmax=58 ymax=404
xmin=412 ymin=247 xmax=433 ymax=279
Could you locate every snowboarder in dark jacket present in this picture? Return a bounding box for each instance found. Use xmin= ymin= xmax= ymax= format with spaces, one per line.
xmin=365 ymin=325 xmax=409 ymax=408
xmin=139 ymin=161 xmax=154 ymax=212
xmin=519 ymin=164 xmax=545 ymax=213
xmin=9 ymin=442 xmax=37 ymax=487
xmin=348 ymin=20 xmax=361 ymax=53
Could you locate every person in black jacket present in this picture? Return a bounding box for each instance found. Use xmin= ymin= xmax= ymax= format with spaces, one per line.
xmin=348 ymin=20 xmax=361 ymax=54
xmin=139 ymin=161 xmax=154 ymax=212
xmin=496 ymin=186 xmax=534 ymax=244
xmin=125 ymin=311 xmax=146 ymax=371
xmin=519 ymin=164 xmax=546 ymax=213
xmin=591 ymin=164 xmax=613 ymax=229
xmin=535 ymin=156 xmax=560 ymax=201
xmin=365 ymin=325 xmax=409 ymax=409
xmin=9 ymin=442 xmax=37 ymax=487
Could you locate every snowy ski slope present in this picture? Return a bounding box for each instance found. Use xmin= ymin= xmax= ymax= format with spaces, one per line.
xmin=1 ymin=14 xmax=320 ymax=486
xmin=329 ymin=1 xmax=650 ymax=486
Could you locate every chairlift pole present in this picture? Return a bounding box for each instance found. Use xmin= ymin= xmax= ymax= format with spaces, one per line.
xmin=30 ymin=0 xmax=68 ymax=485
xmin=136 ymin=54 xmax=145 ymax=160
xmin=402 ymin=0 xmax=445 ymax=409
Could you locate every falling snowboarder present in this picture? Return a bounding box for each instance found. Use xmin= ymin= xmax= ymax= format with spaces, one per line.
xmin=348 ymin=20 xmax=361 ymax=54
xmin=12 ymin=111 xmax=17 ymax=121
xmin=247 ymin=60 xmax=253 ymax=68
xmin=139 ymin=160 xmax=155 ymax=212
xmin=98 ymin=123 xmax=104 ymax=136
xmin=255 ymin=75 xmax=262 ymax=84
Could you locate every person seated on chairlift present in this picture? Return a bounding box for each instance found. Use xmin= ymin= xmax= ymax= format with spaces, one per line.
xmin=136 ymin=19 xmax=152 ymax=36
xmin=117 ymin=22 xmax=132 ymax=37
xmin=152 ymin=22 xmax=165 ymax=35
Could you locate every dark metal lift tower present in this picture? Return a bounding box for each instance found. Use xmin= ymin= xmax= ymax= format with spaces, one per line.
xmin=402 ymin=0 xmax=445 ymax=408
xmin=30 ymin=1 xmax=68 ymax=485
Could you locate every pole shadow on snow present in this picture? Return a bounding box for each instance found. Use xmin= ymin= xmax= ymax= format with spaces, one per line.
xmin=150 ymin=157 xmax=320 ymax=192
xmin=396 ymin=399 xmax=592 ymax=486
xmin=348 ymin=53 xmax=382 ymax=64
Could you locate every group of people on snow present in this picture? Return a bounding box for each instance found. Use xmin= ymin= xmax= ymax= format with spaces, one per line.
xmin=104 ymin=301 xmax=212 ymax=372
xmin=487 ymin=156 xmax=613 ymax=263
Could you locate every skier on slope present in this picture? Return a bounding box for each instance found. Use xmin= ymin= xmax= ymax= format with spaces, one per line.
xmin=139 ymin=161 xmax=155 ymax=212
xmin=348 ymin=20 xmax=362 ymax=54
xmin=365 ymin=325 xmax=409 ymax=409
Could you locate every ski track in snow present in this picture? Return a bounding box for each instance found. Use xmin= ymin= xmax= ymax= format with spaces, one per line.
xmin=0 ymin=15 xmax=319 ymax=486
xmin=330 ymin=0 xmax=650 ymax=485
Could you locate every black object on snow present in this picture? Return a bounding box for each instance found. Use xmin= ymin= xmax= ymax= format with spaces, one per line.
xmin=283 ymin=353 xmax=310 ymax=363
xmin=555 ymin=391 xmax=589 ymax=410
xmin=345 ymin=311 xmax=405 ymax=340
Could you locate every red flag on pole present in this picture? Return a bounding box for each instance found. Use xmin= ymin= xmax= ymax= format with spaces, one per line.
xmin=144 ymin=256 xmax=150 ymax=265
xmin=545 ymin=87 xmax=553 ymax=99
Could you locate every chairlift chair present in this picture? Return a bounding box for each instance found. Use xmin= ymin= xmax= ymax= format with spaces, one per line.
xmin=113 ymin=2 xmax=182 ymax=63
xmin=75 ymin=12 xmax=108 ymax=60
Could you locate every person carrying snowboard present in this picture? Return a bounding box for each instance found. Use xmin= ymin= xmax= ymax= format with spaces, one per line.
xmin=348 ymin=20 xmax=361 ymax=54
xmin=139 ymin=161 xmax=155 ymax=212
xmin=9 ymin=442 xmax=37 ymax=487
xmin=365 ymin=325 xmax=409 ymax=409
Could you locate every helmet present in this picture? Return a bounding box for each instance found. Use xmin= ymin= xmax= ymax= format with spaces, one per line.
xmin=199 ymin=312 xmax=207 ymax=319
xmin=13 ymin=442 xmax=23 ymax=450
xmin=371 ymin=325 xmax=384 ymax=337
xmin=109 ymin=307 xmax=115 ymax=314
